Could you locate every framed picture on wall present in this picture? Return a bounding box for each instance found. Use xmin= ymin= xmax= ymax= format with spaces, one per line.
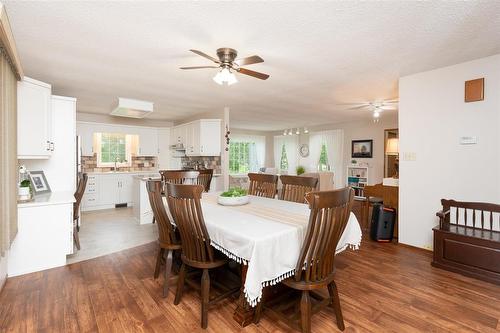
xmin=352 ymin=140 xmax=373 ymax=158
xmin=29 ymin=170 xmax=51 ymax=195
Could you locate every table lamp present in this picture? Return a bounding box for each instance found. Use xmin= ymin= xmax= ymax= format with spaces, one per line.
xmin=385 ymin=137 xmax=399 ymax=178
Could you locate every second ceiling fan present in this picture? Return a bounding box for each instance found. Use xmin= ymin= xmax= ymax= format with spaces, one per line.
xmin=180 ymin=48 xmax=270 ymax=85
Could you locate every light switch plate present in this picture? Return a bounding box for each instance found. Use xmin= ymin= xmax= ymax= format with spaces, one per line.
xmin=402 ymin=152 xmax=417 ymax=161
xmin=459 ymin=136 xmax=477 ymax=145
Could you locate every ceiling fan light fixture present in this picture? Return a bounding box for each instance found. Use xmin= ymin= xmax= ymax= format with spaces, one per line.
xmin=213 ymin=67 xmax=238 ymax=86
xmin=373 ymin=111 xmax=380 ymax=118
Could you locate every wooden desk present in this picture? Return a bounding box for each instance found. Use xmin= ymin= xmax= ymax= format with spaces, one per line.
xmin=361 ymin=183 xmax=399 ymax=240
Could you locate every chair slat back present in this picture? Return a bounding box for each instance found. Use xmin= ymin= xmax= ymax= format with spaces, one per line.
xmin=166 ymin=183 xmax=214 ymax=263
xmin=197 ymin=169 xmax=214 ymax=192
xmin=294 ymin=188 xmax=354 ymax=283
xmin=159 ymin=170 xmax=199 ymax=185
xmin=146 ymin=180 xmax=178 ymax=246
xmin=279 ymin=175 xmax=318 ymax=203
xmin=442 ymin=199 xmax=500 ymax=232
xmin=73 ymin=173 xmax=88 ymax=220
xmin=248 ymin=173 xmax=278 ymax=198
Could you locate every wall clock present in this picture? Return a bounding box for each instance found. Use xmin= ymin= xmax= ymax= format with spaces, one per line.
xmin=299 ymin=144 xmax=310 ymax=157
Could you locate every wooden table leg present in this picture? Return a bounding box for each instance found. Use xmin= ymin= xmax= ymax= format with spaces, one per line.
xmin=233 ymin=265 xmax=255 ymax=327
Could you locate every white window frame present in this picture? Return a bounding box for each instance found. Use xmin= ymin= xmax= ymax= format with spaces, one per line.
xmin=95 ymin=132 xmax=133 ymax=168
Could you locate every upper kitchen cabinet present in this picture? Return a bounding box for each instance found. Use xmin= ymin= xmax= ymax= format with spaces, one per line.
xmin=77 ymin=122 xmax=96 ymax=156
xmin=137 ymin=127 xmax=158 ymax=156
xmin=17 ymin=77 xmax=52 ymax=159
xmin=183 ymin=119 xmax=221 ymax=156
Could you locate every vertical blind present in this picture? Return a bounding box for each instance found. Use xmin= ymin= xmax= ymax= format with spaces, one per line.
xmin=0 ymin=47 xmax=19 ymax=257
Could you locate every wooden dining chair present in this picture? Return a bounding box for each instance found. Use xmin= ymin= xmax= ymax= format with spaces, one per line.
xmin=159 ymin=170 xmax=200 ymax=185
xmin=255 ymin=187 xmax=354 ymax=333
xmin=146 ymin=180 xmax=182 ymax=297
xmin=279 ymin=175 xmax=319 ymax=203
xmin=248 ymin=173 xmax=278 ymax=198
xmin=72 ymin=173 xmax=88 ymax=250
xmin=166 ymin=183 xmax=240 ymax=329
xmin=197 ymin=169 xmax=214 ymax=192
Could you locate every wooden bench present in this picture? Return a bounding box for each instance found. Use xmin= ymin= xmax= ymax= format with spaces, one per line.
xmin=433 ymin=199 xmax=500 ymax=285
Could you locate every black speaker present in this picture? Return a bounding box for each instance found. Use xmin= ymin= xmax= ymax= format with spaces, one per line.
xmin=370 ymin=204 xmax=396 ymax=242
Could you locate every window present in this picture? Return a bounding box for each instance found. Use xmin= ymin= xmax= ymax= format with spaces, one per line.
xmin=229 ymin=141 xmax=252 ymax=174
xmin=279 ymin=144 xmax=288 ymax=171
xmin=318 ymin=143 xmax=330 ymax=171
xmin=229 ymin=135 xmax=265 ymax=175
xmin=95 ymin=133 xmax=132 ymax=167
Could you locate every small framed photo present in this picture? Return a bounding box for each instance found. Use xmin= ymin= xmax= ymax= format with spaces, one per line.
xmin=352 ymin=140 xmax=373 ymax=158
xmin=29 ymin=170 xmax=51 ymax=195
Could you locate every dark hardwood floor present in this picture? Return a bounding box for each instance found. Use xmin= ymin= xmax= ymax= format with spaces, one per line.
xmin=1 ymin=238 xmax=499 ymax=332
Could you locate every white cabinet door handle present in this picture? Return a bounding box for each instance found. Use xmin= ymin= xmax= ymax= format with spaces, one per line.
xmin=46 ymin=140 xmax=51 ymax=151
xmin=50 ymin=142 xmax=55 ymax=151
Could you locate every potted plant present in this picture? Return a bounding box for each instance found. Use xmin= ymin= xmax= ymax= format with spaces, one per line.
xmin=18 ymin=179 xmax=31 ymax=200
xmin=296 ymin=165 xmax=305 ymax=175
xmin=218 ymin=187 xmax=250 ymax=206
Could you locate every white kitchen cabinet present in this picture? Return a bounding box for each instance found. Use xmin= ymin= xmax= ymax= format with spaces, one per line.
xmin=157 ymin=128 xmax=171 ymax=169
xmin=176 ymin=119 xmax=221 ymax=157
xmin=198 ymin=120 xmax=221 ymax=156
xmin=21 ymin=95 xmax=77 ymax=193
xmin=77 ymin=122 xmax=96 ymax=156
xmin=10 ymin=193 xmax=75 ymax=277
xmin=17 ymin=77 xmax=53 ymax=159
xmin=137 ymin=128 xmax=158 ymax=156
xmin=99 ymin=174 xmax=119 ymax=206
xmin=82 ymin=173 xmax=144 ymax=211
xmin=117 ymin=174 xmax=134 ymax=204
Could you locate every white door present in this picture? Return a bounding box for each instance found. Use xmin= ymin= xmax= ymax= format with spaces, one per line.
xmin=199 ymin=120 xmax=221 ymax=156
xmin=99 ymin=174 xmax=119 ymax=205
xmin=157 ymin=128 xmax=171 ymax=169
xmin=17 ymin=78 xmax=52 ymax=158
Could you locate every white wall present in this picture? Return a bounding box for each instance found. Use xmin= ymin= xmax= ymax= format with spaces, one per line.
xmin=267 ymin=115 xmax=398 ymax=186
xmin=399 ymin=54 xmax=500 ymax=249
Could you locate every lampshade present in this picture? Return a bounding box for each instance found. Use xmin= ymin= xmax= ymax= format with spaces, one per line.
xmin=213 ymin=68 xmax=238 ymax=85
xmin=386 ymin=137 xmax=399 ymax=155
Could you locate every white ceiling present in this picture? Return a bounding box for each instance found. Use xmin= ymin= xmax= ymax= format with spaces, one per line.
xmin=4 ymin=1 xmax=500 ymax=130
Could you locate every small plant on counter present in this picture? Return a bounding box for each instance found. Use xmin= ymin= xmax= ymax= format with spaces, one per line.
xmin=220 ymin=188 xmax=247 ymax=197
xmin=20 ymin=179 xmax=31 ymax=188
xmin=296 ymin=165 xmax=305 ymax=175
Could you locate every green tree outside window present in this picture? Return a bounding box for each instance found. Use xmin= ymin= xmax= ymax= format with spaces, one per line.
xmin=318 ymin=143 xmax=330 ymax=171
xmin=280 ymin=144 xmax=288 ymax=172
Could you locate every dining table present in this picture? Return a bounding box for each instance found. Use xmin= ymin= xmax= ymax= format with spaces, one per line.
xmin=198 ymin=192 xmax=363 ymax=327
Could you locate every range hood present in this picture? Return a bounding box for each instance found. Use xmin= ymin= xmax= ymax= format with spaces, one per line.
xmin=110 ymin=97 xmax=154 ymax=118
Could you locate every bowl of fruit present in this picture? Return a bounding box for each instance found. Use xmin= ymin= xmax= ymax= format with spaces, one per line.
xmin=217 ymin=188 xmax=250 ymax=206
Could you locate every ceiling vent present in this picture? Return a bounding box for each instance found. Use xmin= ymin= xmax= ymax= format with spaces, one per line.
xmin=110 ymin=98 xmax=154 ymax=118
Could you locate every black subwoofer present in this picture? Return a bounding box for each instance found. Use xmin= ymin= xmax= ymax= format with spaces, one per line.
xmin=370 ymin=204 xmax=396 ymax=242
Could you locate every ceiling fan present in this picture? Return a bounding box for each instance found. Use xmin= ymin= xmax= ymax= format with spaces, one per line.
xmin=180 ymin=48 xmax=270 ymax=85
xmin=339 ymin=99 xmax=398 ymax=121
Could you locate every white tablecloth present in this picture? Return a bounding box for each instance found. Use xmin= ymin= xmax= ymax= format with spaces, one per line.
xmin=200 ymin=193 xmax=362 ymax=307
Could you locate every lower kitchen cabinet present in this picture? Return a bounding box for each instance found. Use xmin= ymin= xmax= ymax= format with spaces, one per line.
xmin=82 ymin=173 xmax=148 ymax=211
xmin=10 ymin=193 xmax=75 ymax=277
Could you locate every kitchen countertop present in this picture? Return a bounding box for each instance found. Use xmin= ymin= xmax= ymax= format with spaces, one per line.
xmin=133 ymin=173 xmax=222 ymax=181
xmin=18 ymin=191 xmax=76 ymax=208
xmin=87 ymin=170 xmax=159 ymax=175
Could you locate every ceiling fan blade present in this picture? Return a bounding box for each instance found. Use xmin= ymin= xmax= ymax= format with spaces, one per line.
xmin=189 ymin=49 xmax=220 ymax=63
xmin=180 ymin=66 xmax=219 ymax=70
xmin=234 ymin=55 xmax=264 ymax=66
xmin=237 ymin=67 xmax=270 ymax=80
xmin=344 ymin=105 xmax=371 ymax=110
